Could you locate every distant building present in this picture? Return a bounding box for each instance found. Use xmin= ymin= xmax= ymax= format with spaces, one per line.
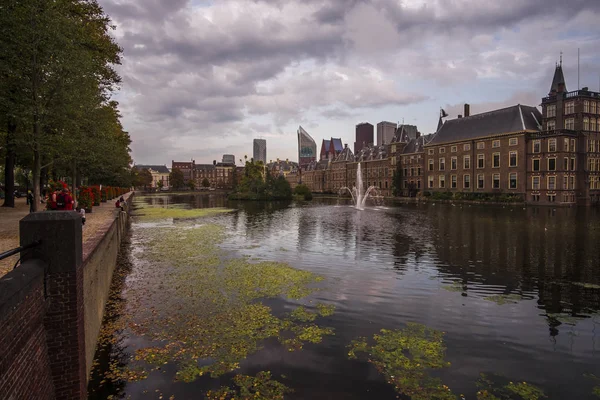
xmin=297 ymin=126 xmax=317 ymax=168
xmin=195 ymin=162 xmax=236 ymax=189
xmin=354 ymin=122 xmax=374 ymax=154
xmin=253 ymin=139 xmax=267 ymax=164
xmin=134 ymin=165 xmax=170 ymax=188
xmin=267 ymin=159 xmax=298 ymax=178
xmin=171 ymin=160 xmax=195 ymax=182
xmin=377 ymin=121 xmax=397 ymax=145
xmin=320 ymin=138 xmax=343 ymax=160
xmin=222 ymin=154 xmax=235 ymax=164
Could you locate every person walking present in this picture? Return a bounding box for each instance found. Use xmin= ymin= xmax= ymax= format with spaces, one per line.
xmin=27 ymin=191 xmax=34 ymax=213
xmin=56 ymin=189 xmax=67 ymax=210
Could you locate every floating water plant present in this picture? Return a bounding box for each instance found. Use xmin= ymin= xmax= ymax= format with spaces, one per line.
xmin=476 ymin=373 xmax=546 ymax=400
xmin=134 ymin=206 xmax=233 ymax=220
xmin=206 ymin=371 xmax=292 ymax=399
xmin=347 ymin=323 xmax=455 ymax=400
xmin=483 ymin=294 xmax=523 ymax=305
xmin=442 ymin=281 xmax=466 ymax=293
xmin=95 ymin=220 xmax=335 ymax=391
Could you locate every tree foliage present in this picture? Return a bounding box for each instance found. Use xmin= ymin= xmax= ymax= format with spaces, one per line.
xmin=230 ymin=160 xmax=292 ymax=200
xmin=135 ymin=168 xmax=152 ymax=189
xmin=0 ymin=0 xmax=129 ymax=209
xmin=170 ymin=168 xmax=185 ymax=189
xmin=202 ymin=178 xmax=210 ymax=188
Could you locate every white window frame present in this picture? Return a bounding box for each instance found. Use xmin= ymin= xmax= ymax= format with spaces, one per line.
xmin=439 ymin=158 xmax=445 ymax=171
xmin=451 ymin=145 xmax=457 ymax=153
xmin=509 ymin=138 xmax=518 ymax=146
xmin=451 ymin=175 xmax=457 ymax=188
xmin=477 ymin=154 xmax=485 ymax=169
xmin=492 ymin=152 xmax=500 ymax=168
xmin=532 ymin=176 xmax=540 ymax=190
xmin=548 ymin=139 xmax=557 ymax=152
xmin=477 ymin=174 xmax=484 ymax=189
xmin=547 ymin=120 xmax=556 ymax=131
xmin=509 ymin=151 xmax=517 ymax=167
xmin=450 ymin=156 xmax=457 ymax=170
xmin=463 ymin=174 xmax=470 ymax=189
xmin=533 ymin=140 xmax=541 ymax=153
xmin=533 ymin=158 xmax=540 ymax=172
xmin=492 ymin=173 xmax=500 ymax=189
xmin=509 ymin=173 xmax=517 ymax=189
xmin=548 ymin=157 xmax=556 ymax=171
xmin=463 ymin=143 xmax=471 ymax=151
xmin=463 ymin=155 xmax=471 ymax=169
xmin=492 ymin=140 xmax=500 ymax=148
xmin=476 ymin=142 xmax=485 ymax=150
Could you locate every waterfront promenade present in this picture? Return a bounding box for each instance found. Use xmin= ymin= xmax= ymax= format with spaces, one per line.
xmin=0 ymin=198 xmax=126 ymax=277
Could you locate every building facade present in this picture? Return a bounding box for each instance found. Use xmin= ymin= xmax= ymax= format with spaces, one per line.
xmin=172 ymin=160 xmax=195 ymax=182
xmin=135 ymin=165 xmax=170 ymax=188
xmin=253 ymin=139 xmax=267 ymax=164
xmin=222 ymin=154 xmax=236 ymax=164
xmin=195 ymin=162 xmax=236 ymax=189
xmin=297 ymin=126 xmax=317 ymax=168
xmin=377 ymin=121 xmax=397 ymax=145
xmin=354 ymin=122 xmax=374 ymax=154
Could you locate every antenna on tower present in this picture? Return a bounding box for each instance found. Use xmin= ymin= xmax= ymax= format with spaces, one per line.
xmin=578 ymin=48 xmax=580 ymax=90
xmin=559 ymin=51 xmax=563 ymax=66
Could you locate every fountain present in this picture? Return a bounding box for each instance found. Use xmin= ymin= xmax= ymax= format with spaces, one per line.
xmin=339 ymin=163 xmax=379 ymax=210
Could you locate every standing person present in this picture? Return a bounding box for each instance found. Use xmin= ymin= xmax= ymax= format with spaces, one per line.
xmin=65 ymin=189 xmax=74 ymax=210
xmin=56 ymin=189 xmax=67 ymax=210
xmin=77 ymin=206 xmax=86 ymax=226
xmin=27 ymin=191 xmax=34 ymax=213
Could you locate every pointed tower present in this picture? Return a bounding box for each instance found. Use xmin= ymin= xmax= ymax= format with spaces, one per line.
xmin=549 ymin=57 xmax=567 ymax=95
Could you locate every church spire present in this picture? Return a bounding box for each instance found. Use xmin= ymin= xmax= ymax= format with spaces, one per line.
xmin=549 ymin=54 xmax=567 ymax=94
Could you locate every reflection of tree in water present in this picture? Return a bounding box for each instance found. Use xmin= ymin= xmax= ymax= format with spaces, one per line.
xmin=427 ymin=205 xmax=600 ymax=337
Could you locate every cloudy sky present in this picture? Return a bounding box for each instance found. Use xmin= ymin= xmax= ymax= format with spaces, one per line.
xmin=99 ymin=0 xmax=600 ymax=166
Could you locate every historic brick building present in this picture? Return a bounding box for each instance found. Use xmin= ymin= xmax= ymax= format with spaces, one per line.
xmin=195 ymin=162 xmax=236 ymax=189
xmin=172 ymin=160 xmax=195 ymax=182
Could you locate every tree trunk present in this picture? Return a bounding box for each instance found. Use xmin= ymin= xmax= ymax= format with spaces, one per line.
xmin=32 ymin=119 xmax=41 ymax=212
xmin=2 ymin=120 xmax=16 ymax=207
xmin=72 ymin=159 xmax=77 ymax=203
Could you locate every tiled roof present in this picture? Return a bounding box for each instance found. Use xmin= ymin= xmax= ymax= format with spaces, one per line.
xmin=402 ymin=134 xmax=434 ymax=154
xmin=135 ymin=165 xmax=169 ymax=173
xmin=196 ymin=164 xmax=216 ymax=170
xmin=331 ymin=138 xmax=343 ymax=152
xmin=426 ymin=104 xmax=541 ymax=146
xmin=355 ymin=144 xmax=387 ymax=162
xmin=321 ymin=139 xmax=330 ymax=154
xmin=550 ymin=64 xmax=567 ymax=94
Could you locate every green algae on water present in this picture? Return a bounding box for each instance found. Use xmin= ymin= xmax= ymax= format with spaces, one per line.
xmin=483 ymin=294 xmax=523 ymax=305
xmin=135 ymin=206 xmax=233 ymax=220
xmin=347 ymin=323 xmax=455 ymax=400
xmin=442 ymin=281 xmax=466 ymax=292
xmin=206 ymin=371 xmax=292 ymax=400
xmin=102 ymin=222 xmax=334 ymax=387
xmin=476 ymin=373 xmax=546 ymax=400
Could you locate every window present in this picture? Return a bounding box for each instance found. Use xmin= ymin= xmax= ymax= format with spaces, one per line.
xmin=451 ymin=175 xmax=457 ymax=188
xmin=509 ymin=151 xmax=517 ymax=167
xmin=463 ymin=143 xmax=471 ymax=151
xmin=428 ymin=159 xmax=434 ymax=171
xmin=410 ymin=168 xmax=415 ymax=176
xmin=477 ymin=174 xmax=484 ymax=189
xmin=548 ymin=176 xmax=556 ymax=190
xmin=509 ymin=173 xmax=517 ymax=189
xmin=428 ymin=176 xmax=434 ymax=188
xmin=439 ymin=175 xmax=445 ymax=188
xmin=403 ymin=168 xmax=408 ymax=177
xmin=589 ymin=139 xmax=595 ymax=152
xmin=463 ymin=156 xmax=471 ymax=169
xmin=564 ymin=138 xmax=570 ymax=152
xmin=592 ymin=118 xmax=597 ymax=132
xmin=584 ymin=117 xmax=590 ymax=131
xmin=439 ymin=147 xmax=446 ymax=154
xmin=451 ymin=145 xmax=457 ymax=152
xmin=564 ymin=157 xmax=569 ymax=171
xmin=571 ymin=157 xmax=575 ymax=171
xmin=565 ymin=118 xmax=575 ymax=130
xmin=477 ymin=142 xmax=485 ymax=150
xmin=565 ymin=101 xmax=575 ymax=114
xmin=584 ymin=100 xmax=590 ymax=113
xmin=548 ymin=194 xmax=556 ymax=202
xmin=532 ymin=194 xmax=540 ymax=202
xmin=477 ymin=154 xmax=485 ymax=169
xmin=533 ymin=140 xmax=541 ymax=153
xmin=439 ymin=158 xmax=445 ymax=171
xmin=547 ymin=120 xmax=556 ymax=130
xmin=463 ymin=174 xmax=471 ymax=189
xmin=570 ymin=176 xmax=575 ymax=190
xmin=548 ymin=158 xmax=556 ymax=171
xmin=493 ymin=152 xmax=500 ymax=168
xmin=591 ymin=101 xmax=597 ymax=114
xmin=428 ymin=149 xmax=434 ymax=155
xmin=509 ymin=138 xmax=518 ymax=146
xmin=451 ymin=157 xmax=457 ymax=170
xmin=547 ymin=105 xmax=556 ymax=117
xmin=492 ymin=174 xmax=500 ymax=189
xmin=563 ymin=176 xmax=568 ymax=189
xmin=532 ymin=176 xmax=540 ymax=190
xmin=417 ymin=167 xmax=421 ymax=175
xmin=492 ymin=140 xmax=500 ymax=148
xmin=549 ymin=139 xmax=557 ymax=152
xmin=533 ymin=159 xmax=540 ymax=171
xmin=417 ymin=180 xmax=421 ymax=189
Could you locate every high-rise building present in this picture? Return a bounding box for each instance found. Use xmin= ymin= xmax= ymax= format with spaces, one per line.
xmin=354 ymin=122 xmax=374 ymax=154
xmin=297 ymin=126 xmax=317 ymax=168
xmin=377 ymin=121 xmax=397 ymax=145
xmin=253 ymin=139 xmax=267 ymax=164
xmin=222 ymin=154 xmax=235 ymax=164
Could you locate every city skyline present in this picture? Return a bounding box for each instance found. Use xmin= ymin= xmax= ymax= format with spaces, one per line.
xmin=102 ymin=0 xmax=600 ymax=165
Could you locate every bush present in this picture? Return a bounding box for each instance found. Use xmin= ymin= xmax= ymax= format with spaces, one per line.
xmin=422 ymin=191 xmax=432 ymax=197
xmin=78 ymin=186 xmax=93 ymax=210
xmin=294 ymin=184 xmax=311 ymax=196
xmin=304 ymin=192 xmax=313 ymax=201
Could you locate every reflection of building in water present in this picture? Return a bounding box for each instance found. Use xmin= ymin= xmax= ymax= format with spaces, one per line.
xmin=427 ymin=205 xmax=600 ymax=335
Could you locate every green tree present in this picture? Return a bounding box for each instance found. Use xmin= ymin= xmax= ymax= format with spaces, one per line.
xmin=136 ymin=168 xmax=152 ymax=189
xmin=202 ymin=178 xmax=210 ymax=188
xmin=170 ymin=168 xmax=185 ymax=189
xmin=187 ymin=180 xmax=195 ymax=190
xmin=0 ymin=0 xmax=123 ymax=210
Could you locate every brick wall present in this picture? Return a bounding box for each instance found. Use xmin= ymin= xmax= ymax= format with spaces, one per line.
xmin=0 ymin=260 xmax=55 ymax=400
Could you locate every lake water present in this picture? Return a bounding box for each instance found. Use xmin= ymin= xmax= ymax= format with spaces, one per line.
xmin=89 ymin=194 xmax=600 ymax=400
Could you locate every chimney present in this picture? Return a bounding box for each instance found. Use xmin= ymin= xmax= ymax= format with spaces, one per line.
xmin=464 ymin=103 xmax=470 ymax=117
xmin=458 ymin=114 xmax=462 ymax=119
xmin=416 ymin=131 xmax=421 ymax=139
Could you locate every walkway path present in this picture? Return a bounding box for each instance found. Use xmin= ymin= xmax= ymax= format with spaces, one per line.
xmin=0 ymin=194 xmax=130 ymax=277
